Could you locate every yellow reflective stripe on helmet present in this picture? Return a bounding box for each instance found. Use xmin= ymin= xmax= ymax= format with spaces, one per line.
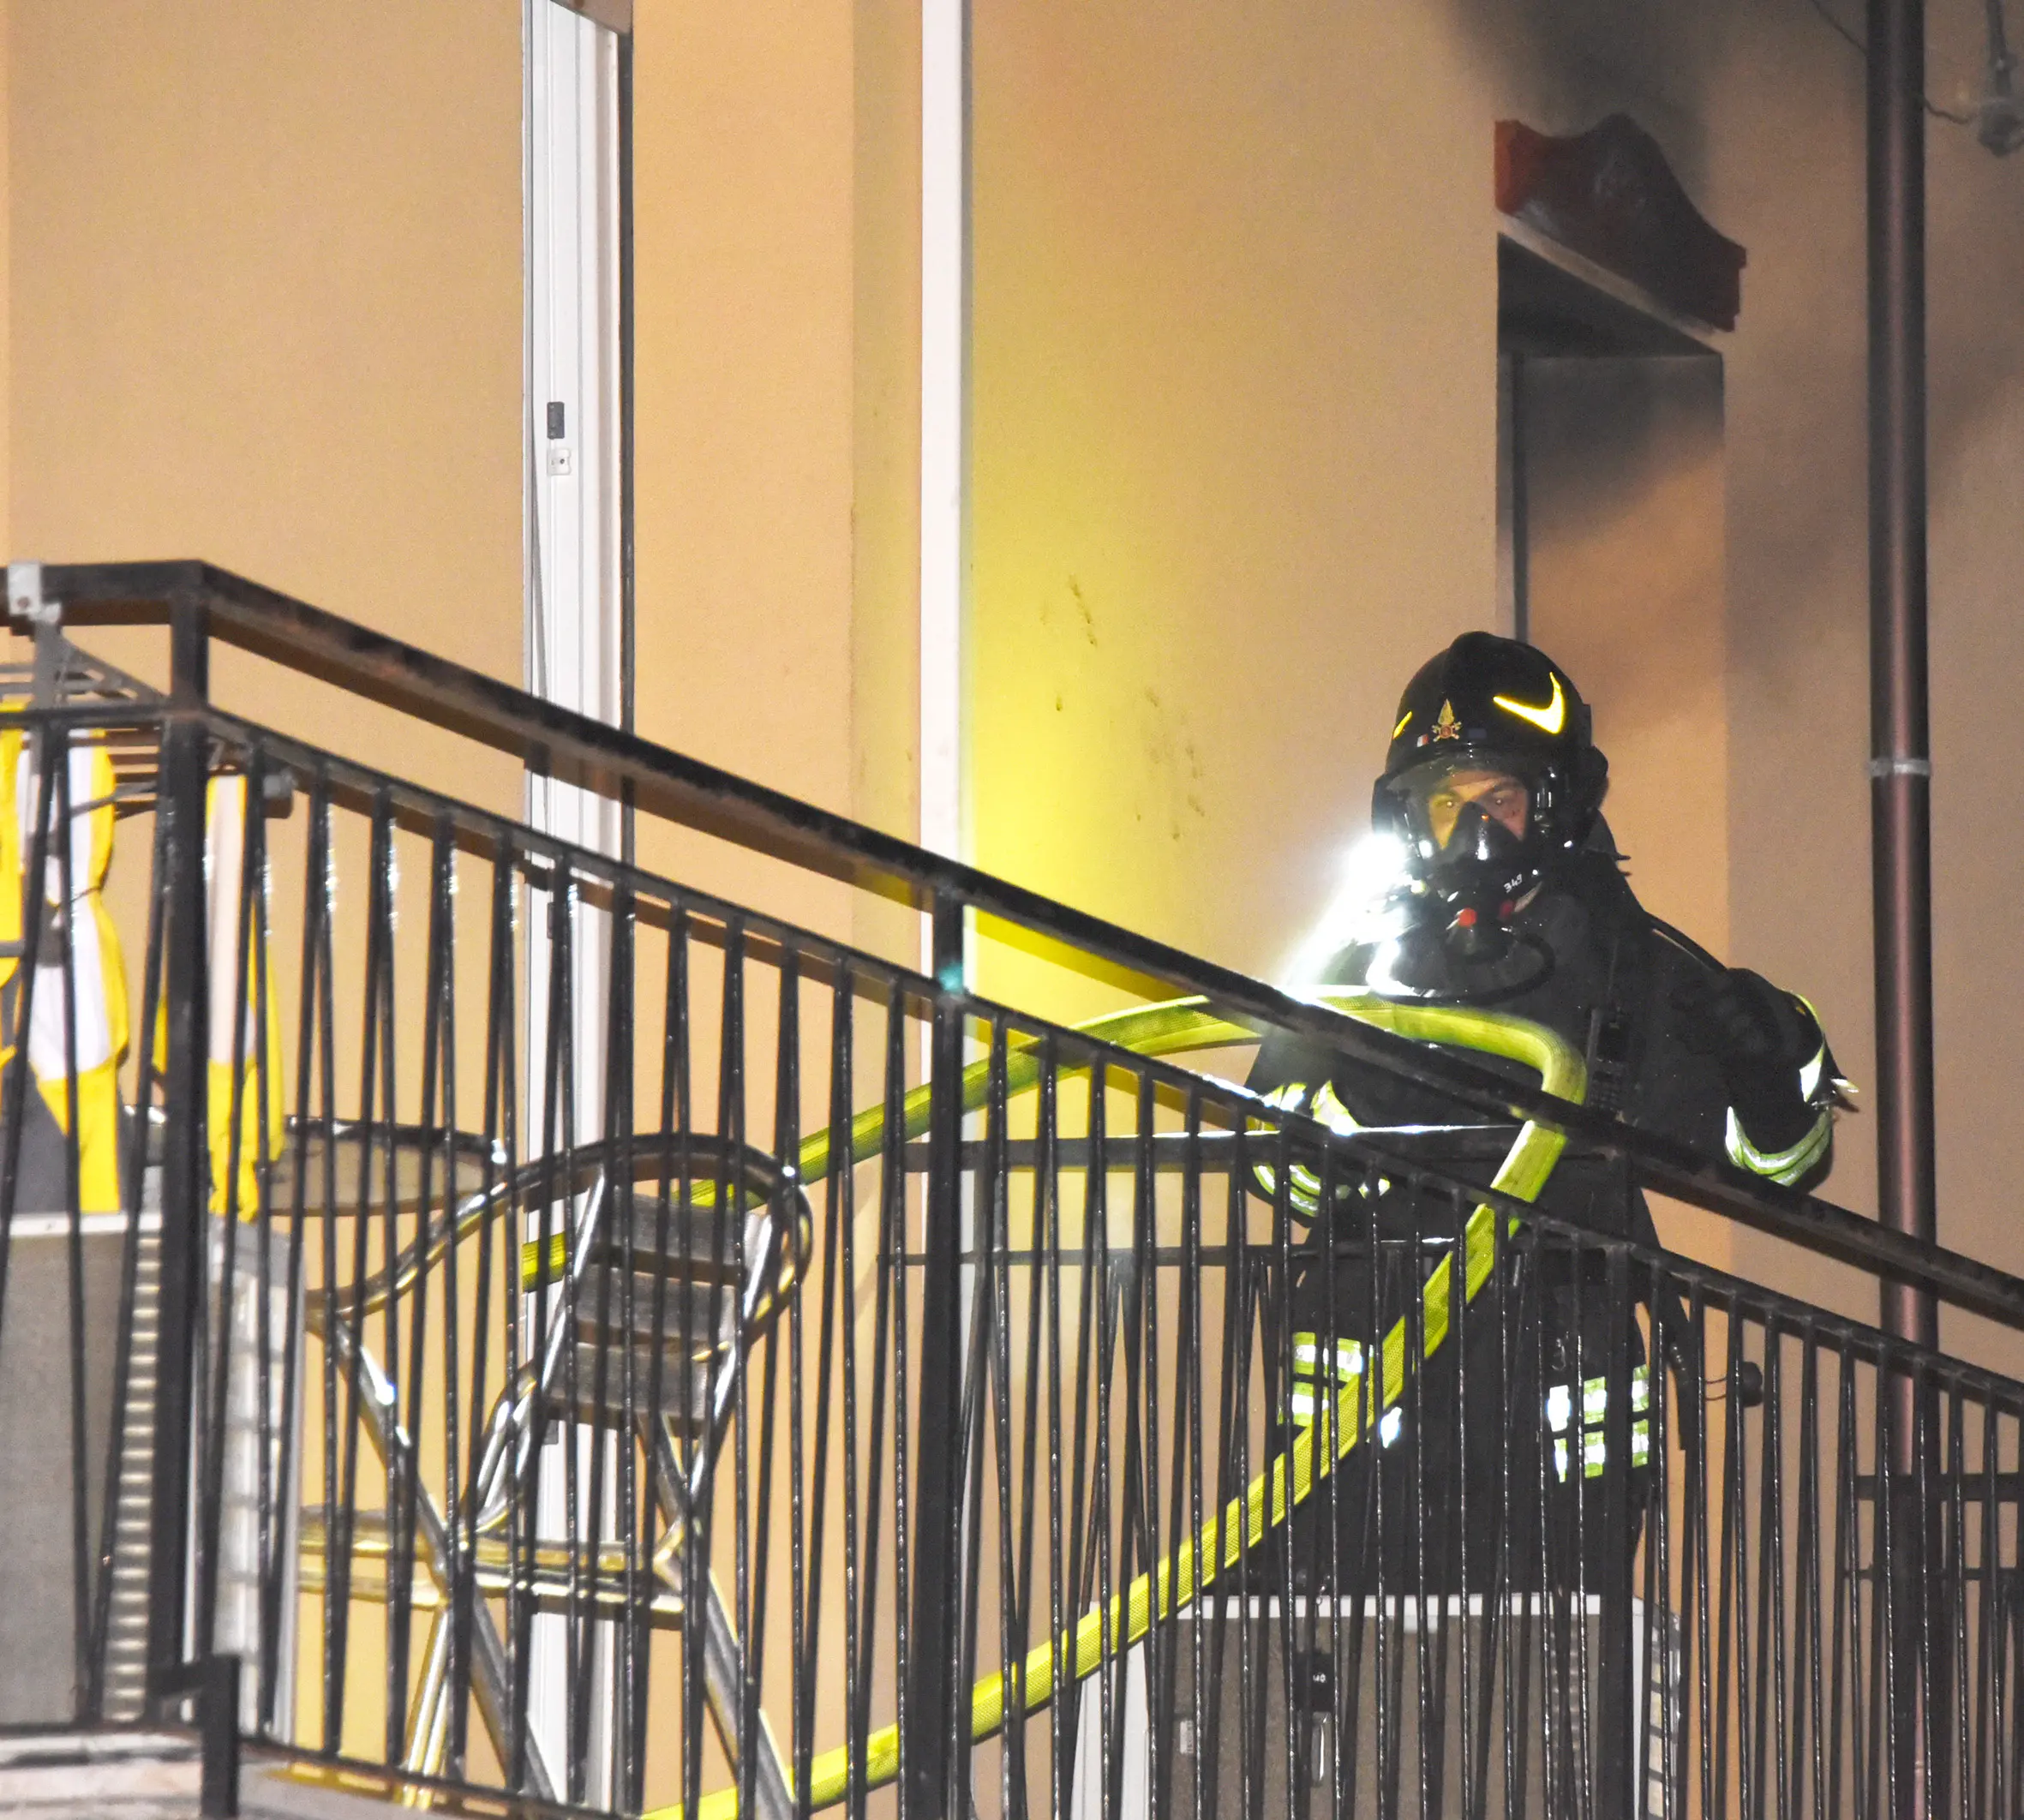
xmin=1491 ymin=673 xmax=1566 ymax=735
xmin=1724 ymin=1105 xmax=1830 ymax=1186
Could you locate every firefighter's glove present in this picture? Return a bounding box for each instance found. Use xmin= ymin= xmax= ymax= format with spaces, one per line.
xmin=1670 ymin=966 xmax=1816 ymax=1147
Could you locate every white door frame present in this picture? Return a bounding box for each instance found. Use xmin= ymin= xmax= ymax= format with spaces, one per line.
xmin=524 ymin=1 xmax=623 ymax=1800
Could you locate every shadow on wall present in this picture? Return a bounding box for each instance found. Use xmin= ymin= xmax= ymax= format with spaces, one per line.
xmin=1452 ymin=0 xmax=2024 ymax=661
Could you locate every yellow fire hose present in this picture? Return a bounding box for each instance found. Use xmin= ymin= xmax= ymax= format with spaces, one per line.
xmin=602 ymin=994 xmax=1585 ymax=1820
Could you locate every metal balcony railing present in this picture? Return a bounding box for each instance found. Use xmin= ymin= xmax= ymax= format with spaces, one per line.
xmin=0 ymin=561 xmax=2021 ymax=1819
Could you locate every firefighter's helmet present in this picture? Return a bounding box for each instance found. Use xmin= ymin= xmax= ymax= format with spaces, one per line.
xmin=1371 ymin=632 xmax=1608 ymax=924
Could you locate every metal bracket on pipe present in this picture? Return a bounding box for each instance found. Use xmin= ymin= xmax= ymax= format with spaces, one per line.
xmin=1868 ymin=755 xmax=1932 ymax=779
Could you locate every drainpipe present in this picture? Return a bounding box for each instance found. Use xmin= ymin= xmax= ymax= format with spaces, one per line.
xmin=1867 ymin=0 xmax=1937 ymax=1343
xmin=1867 ymin=0 xmax=1939 ymax=1808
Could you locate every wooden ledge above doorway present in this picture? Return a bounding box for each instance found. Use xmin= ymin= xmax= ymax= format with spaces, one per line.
xmin=1495 ymin=115 xmax=1747 ymax=332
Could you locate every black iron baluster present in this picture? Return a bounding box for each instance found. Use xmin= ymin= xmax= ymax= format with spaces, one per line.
xmin=145 ymin=598 xmax=210 ymax=1695
xmin=1648 ymin=1264 xmax=1677 ymax=1820
xmin=1059 ymin=1044 xmax=1101 ymax=1811
xmin=1493 ymin=1179 xmax=1518 ymax=1820
xmin=905 ymin=891 xmax=967 ymax=1820
xmin=673 ymin=906 xmax=710 ymax=1820
xmin=876 ymin=980 xmax=907 ymax=1820
xmin=330 ymin=793 xmax=389 ymax=1761
xmin=245 ymin=751 xmax=286 ymax=1739
xmin=633 ymin=887 xmax=678 ymax=1805
xmin=1374 ymin=1129 xmax=1399 ymax=1820
xmin=575 ymin=876 xmax=630 ymax=1802
xmin=1948 ymin=1379 xmax=1969 ymax=1820
xmin=411 ymin=817 xmax=457 ymax=1776
xmin=1133 ymin=1071 xmax=1166 ymax=1820
xmin=1176 ymin=1092 xmax=1205 ymax=1820
xmin=987 ymin=1020 xmax=1022 ymax=1820
xmin=1529 ymin=1232 xmax=1556 ymax=1820
xmin=368 ymin=794 xmax=405 ymax=1775
xmin=1714 ymin=1308 xmax=1740 ymax=1814
xmin=1973 ymin=1397 xmax=1999 ymax=1820
xmin=797 ymin=957 xmax=850 ymax=1820
xmin=1877 ymin=1340 xmax=1902 ymax=1820
xmin=1041 ymin=1042 xmax=1069 ymax=1820
xmin=1759 ymin=1316 xmax=1789 ymax=1820
xmin=1914 ymin=1365 xmax=1940 ymax=1816
xmin=393 ymin=820 xmax=449 ymax=1775
xmin=1013 ymin=1026 xmax=1050 ymax=1817
xmin=744 ymin=942 xmax=793 ymax=1816
xmin=1406 ymin=1177 xmax=1432 ymax=1820
xmin=1795 ymin=1323 xmax=1824 ymax=1820
xmin=427 ymin=823 xmax=461 ymax=1778
xmin=1691 ymin=1284 xmax=1716 ymax=1820
xmin=722 ymin=916 xmax=758 ymax=1820
xmin=832 ymin=960 xmax=868 ymax=1820
xmin=1566 ymin=1239 xmax=1594 ymax=1820
xmin=302 ymin=777 xmax=344 ymax=1757
xmin=786 ymin=943 xmax=814 ymax=1820
xmin=1319 ymin=1142 xmax=1348 ymax=1820
xmin=612 ymin=882 xmax=641 ymax=1810
xmin=451 ymin=831 xmax=512 ymax=1781
xmin=1090 ymin=1062 xmax=1117 ymax=1820
xmin=1829 ymin=1339 xmax=1861 ymax=1820
xmin=556 ymin=872 xmax=589 ymax=1804
xmin=1273 ymin=1119 xmax=1300 ymax=1820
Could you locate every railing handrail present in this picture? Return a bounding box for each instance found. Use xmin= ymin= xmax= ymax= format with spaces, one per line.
xmin=23 ymin=555 xmax=2024 ymax=1333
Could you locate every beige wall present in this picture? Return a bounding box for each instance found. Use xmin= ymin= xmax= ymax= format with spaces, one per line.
xmin=7 ymin=0 xmax=526 ymax=811
xmin=628 ymin=0 xmax=919 ymax=960
xmin=967 ymin=1 xmax=1501 ymax=1026
xmin=3 ymin=0 xmax=921 ymax=969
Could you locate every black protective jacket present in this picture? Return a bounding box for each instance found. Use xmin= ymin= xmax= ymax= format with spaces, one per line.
xmin=1243 ymin=845 xmax=1837 ymax=1593
xmin=1249 ymin=847 xmax=1836 ymax=1233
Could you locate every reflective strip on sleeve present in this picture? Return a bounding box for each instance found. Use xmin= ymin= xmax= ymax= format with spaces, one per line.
xmin=1548 ymin=1368 xmax=1651 ymax=1480
xmin=1289 ymin=1331 xmax=1365 ymax=1429
xmin=1251 ymin=1080 xmax=1354 ymax=1213
xmin=1310 ymin=1079 xmax=1363 ymax=1137
xmin=1724 ymin=1104 xmax=1831 ymax=1186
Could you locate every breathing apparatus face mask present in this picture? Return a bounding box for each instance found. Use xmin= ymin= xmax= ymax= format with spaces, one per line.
xmin=1385 ymin=759 xmax=1547 ymax=948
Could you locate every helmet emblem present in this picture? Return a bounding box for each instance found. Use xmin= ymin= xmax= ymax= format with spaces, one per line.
xmin=1431 ymin=699 xmax=1463 ymax=742
xmin=1492 ymin=674 xmax=1566 ymax=735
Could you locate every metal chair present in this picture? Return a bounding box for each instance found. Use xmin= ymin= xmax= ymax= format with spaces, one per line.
xmin=296 ymin=1125 xmax=809 ymax=1811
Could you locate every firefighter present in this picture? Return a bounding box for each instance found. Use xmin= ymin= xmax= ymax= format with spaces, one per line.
xmin=1248 ymin=631 xmax=1843 ymax=1597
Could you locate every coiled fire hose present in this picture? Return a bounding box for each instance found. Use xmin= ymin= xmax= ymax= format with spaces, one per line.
xmin=628 ymin=994 xmax=1586 ymax=1820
